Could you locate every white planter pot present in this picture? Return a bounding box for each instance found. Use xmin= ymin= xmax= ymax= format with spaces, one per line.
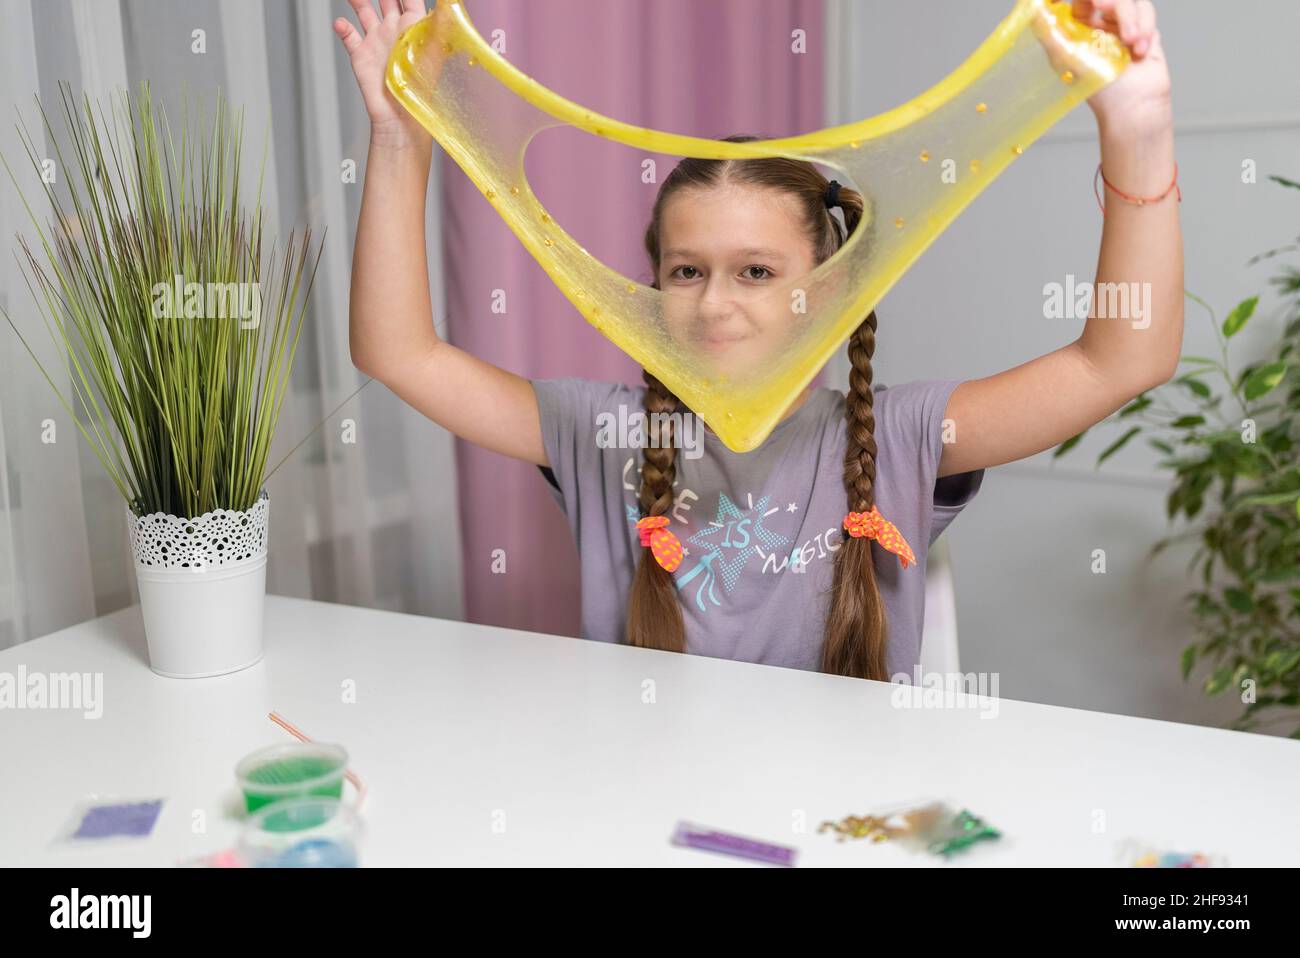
xmin=127 ymin=491 xmax=270 ymax=678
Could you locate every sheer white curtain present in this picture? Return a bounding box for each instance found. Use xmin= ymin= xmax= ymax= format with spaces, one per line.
xmin=0 ymin=0 xmax=463 ymax=648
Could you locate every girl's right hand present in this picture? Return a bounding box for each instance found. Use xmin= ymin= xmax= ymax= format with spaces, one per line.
xmin=334 ymin=0 xmax=431 ymax=149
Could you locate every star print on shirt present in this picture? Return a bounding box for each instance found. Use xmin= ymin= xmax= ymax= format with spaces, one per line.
xmin=683 ymin=492 xmax=790 ymax=595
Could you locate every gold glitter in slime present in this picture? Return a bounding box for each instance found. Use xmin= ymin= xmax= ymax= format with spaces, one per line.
xmin=386 ymin=0 xmax=1128 ymax=452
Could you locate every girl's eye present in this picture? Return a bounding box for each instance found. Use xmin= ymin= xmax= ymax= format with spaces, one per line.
xmin=670 ymin=264 xmax=771 ymax=281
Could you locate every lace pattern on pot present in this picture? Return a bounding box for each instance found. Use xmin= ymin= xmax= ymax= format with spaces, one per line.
xmin=128 ymin=492 xmax=269 ymax=568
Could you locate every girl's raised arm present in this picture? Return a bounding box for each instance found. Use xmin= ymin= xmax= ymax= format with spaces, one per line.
xmin=335 ymin=0 xmax=548 ymax=467
xmin=939 ymin=0 xmax=1181 ymax=479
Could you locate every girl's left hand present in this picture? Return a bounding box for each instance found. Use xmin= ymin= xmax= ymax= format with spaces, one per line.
xmin=1073 ymin=0 xmax=1171 ymax=131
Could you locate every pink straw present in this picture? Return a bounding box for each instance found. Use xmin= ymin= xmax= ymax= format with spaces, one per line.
xmin=268 ymin=711 xmax=367 ymax=811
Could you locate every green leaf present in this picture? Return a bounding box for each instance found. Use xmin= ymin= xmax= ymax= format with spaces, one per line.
xmin=1243 ymin=361 xmax=1288 ymax=401
xmin=1180 ymin=645 xmax=1197 ymax=681
xmin=1179 ymin=355 xmax=1220 ymax=366
xmin=1204 ymin=665 xmax=1233 ymax=696
xmin=1258 ymin=565 xmax=1300 ymax=583
xmin=1264 ymin=650 xmax=1300 ymax=676
xmin=1183 ymin=428 xmax=1244 ymax=447
xmin=1053 ymin=431 xmax=1085 ymax=459
xmin=1268 ymin=174 xmax=1300 ymax=190
xmin=1119 ymin=396 xmax=1152 ymax=417
xmin=1231 ymin=490 xmax=1300 ymax=508
xmin=1224 ymin=587 xmax=1254 ymax=614
xmin=1170 ymin=415 xmax=1206 ymax=429
xmin=1097 ymin=427 xmax=1141 ymax=466
xmin=1178 ymin=377 xmax=1212 ymax=400
xmin=1222 ymin=296 xmax=1258 ymax=338
xmin=1148 ymin=438 xmax=1174 ymax=455
xmin=1166 ymin=485 xmax=1184 ymax=520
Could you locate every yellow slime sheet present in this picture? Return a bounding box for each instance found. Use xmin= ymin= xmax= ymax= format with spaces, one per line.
xmin=387 ymin=0 xmax=1128 ymax=452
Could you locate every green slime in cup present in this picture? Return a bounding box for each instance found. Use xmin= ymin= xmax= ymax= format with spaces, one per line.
xmin=242 ymin=754 xmax=345 ymax=816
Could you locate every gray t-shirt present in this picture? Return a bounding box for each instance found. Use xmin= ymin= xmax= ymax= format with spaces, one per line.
xmin=530 ymin=377 xmax=984 ymax=676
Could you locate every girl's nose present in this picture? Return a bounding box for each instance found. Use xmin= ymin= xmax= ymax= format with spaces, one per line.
xmin=694 ymin=289 xmax=739 ymax=324
xmin=696 ymin=276 xmax=740 ymax=314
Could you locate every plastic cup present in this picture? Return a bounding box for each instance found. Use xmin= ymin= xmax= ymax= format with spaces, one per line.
xmin=235 ymin=742 xmax=348 ymax=813
xmin=237 ymin=797 xmax=361 ymax=868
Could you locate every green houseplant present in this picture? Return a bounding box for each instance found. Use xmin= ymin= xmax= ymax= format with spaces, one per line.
xmin=1055 ymin=174 xmax=1300 ymax=737
xmin=2 ymin=81 xmax=321 ymax=677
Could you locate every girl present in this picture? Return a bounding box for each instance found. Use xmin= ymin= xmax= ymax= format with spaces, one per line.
xmin=335 ymin=0 xmax=1181 ymax=681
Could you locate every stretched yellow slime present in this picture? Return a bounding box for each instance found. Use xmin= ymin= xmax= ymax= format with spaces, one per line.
xmin=387 ymin=0 xmax=1128 ymax=452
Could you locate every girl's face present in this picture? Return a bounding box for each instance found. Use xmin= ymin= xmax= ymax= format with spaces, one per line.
xmin=657 ymin=183 xmax=817 ymax=381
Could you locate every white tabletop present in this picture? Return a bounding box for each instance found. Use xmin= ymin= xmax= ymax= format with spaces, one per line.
xmin=1 ymin=595 xmax=1296 ymax=867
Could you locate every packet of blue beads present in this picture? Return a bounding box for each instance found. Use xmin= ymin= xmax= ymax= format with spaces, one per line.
xmin=54 ymin=797 xmax=165 ymax=845
xmin=820 ymin=801 xmax=1001 ymax=857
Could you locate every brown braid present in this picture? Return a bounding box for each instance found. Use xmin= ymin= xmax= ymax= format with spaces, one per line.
xmin=629 ymin=134 xmax=888 ymax=677
xmin=625 ymin=369 xmax=686 ymax=650
xmin=821 ymin=311 xmax=888 ymax=679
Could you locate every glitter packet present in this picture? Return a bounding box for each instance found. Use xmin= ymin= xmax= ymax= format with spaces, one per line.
xmin=671 ymin=822 xmax=797 ymax=867
xmin=820 ymin=801 xmax=1000 ymax=857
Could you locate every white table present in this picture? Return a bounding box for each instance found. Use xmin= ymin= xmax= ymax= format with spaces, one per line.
xmin=2 ymin=596 xmax=1297 ymax=867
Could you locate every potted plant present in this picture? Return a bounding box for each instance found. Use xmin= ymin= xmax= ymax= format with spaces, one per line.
xmin=1055 ymin=173 xmax=1300 ymax=737
xmin=2 ymin=81 xmax=321 ymax=677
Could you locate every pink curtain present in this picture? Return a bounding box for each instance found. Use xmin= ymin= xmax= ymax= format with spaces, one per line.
xmin=442 ymin=0 xmax=826 ymax=636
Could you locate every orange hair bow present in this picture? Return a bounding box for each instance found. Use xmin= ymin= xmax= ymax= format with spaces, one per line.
xmin=843 ymin=506 xmax=916 ymax=570
xmin=637 ymin=515 xmax=683 ymax=573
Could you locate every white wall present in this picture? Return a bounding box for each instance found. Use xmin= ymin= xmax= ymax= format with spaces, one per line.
xmin=826 ymin=0 xmax=1299 ymax=728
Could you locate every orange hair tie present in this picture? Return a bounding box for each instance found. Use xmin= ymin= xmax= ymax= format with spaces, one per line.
xmin=843 ymin=506 xmax=916 ymax=570
xmin=637 ymin=515 xmax=683 ymax=573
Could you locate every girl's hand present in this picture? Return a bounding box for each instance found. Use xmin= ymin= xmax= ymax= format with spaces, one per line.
xmin=1073 ymin=0 xmax=1172 ymax=133
xmin=334 ymin=0 xmax=431 ymax=149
